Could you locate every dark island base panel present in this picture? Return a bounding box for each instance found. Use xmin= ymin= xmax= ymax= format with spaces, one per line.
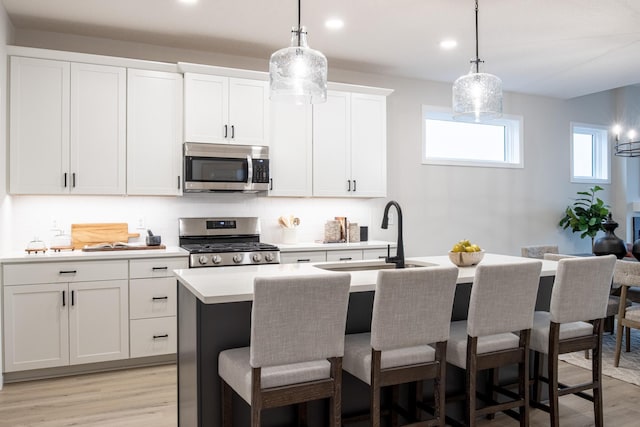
xmin=177 ymin=277 xmax=554 ymax=427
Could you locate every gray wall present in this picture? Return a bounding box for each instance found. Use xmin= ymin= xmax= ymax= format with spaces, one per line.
xmin=3 ymin=28 xmax=633 ymax=257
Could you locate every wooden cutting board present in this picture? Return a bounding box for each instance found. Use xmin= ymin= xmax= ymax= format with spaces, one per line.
xmin=71 ymin=223 xmax=140 ymax=249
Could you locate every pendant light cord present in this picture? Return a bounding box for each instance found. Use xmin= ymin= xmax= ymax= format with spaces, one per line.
xmin=296 ymin=0 xmax=302 ymax=47
xmin=472 ymin=0 xmax=484 ymax=73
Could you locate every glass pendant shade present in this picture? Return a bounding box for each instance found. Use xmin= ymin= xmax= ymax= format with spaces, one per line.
xmin=452 ymin=69 xmax=503 ymax=121
xmin=269 ymin=27 xmax=327 ymax=104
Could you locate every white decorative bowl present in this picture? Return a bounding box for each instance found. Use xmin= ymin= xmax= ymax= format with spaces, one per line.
xmin=448 ymin=250 xmax=485 ymax=267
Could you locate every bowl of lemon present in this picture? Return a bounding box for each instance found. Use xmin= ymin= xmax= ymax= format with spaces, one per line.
xmin=448 ymin=240 xmax=484 ymax=267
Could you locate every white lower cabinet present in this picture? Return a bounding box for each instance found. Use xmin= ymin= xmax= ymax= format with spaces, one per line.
xmin=280 ymin=247 xmax=394 ymax=264
xmin=130 ymin=317 xmax=177 ymax=358
xmin=280 ymin=251 xmax=327 ymax=264
xmin=3 ymin=279 xmax=128 ymax=372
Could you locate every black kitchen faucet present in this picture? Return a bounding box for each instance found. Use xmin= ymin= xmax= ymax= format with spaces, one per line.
xmin=381 ymin=200 xmax=405 ymax=269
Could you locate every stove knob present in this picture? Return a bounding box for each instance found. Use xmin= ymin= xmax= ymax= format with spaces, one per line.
xmin=264 ymin=253 xmax=274 ymax=262
xmin=198 ymin=255 xmax=208 ymax=265
xmin=211 ymin=255 xmax=222 ymax=265
xmin=252 ymin=253 xmax=262 ymax=263
xmin=232 ymin=254 xmax=243 ymax=264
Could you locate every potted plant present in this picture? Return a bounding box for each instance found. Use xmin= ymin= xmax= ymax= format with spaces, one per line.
xmin=559 ymin=185 xmax=610 ymax=249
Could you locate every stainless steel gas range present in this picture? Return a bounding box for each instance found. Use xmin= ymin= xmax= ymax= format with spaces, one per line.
xmin=179 ymin=217 xmax=280 ymax=268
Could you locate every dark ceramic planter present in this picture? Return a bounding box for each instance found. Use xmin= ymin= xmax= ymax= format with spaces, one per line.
xmin=593 ymin=213 xmax=627 ymax=259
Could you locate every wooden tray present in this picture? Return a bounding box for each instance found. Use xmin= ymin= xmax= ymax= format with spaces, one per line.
xmin=71 ymin=223 xmax=140 ymax=249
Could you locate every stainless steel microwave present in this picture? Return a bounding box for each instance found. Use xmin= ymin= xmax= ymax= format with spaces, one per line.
xmin=183 ymin=143 xmax=270 ymax=193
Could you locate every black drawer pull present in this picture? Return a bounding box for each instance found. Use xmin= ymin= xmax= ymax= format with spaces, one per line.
xmin=62 ymin=290 xmax=66 ymax=307
xmin=71 ymin=290 xmax=75 ymax=306
xmin=297 ymin=258 xmax=311 ymax=263
xmin=59 ymin=270 xmax=77 ymax=274
xmin=152 ymin=296 xmax=169 ymax=301
xmin=224 ymin=124 xmax=228 ymax=138
xmin=339 ymin=257 xmax=353 ymax=261
xmin=153 ymin=334 xmax=169 ymax=339
xmin=152 ymin=267 xmax=168 ymax=271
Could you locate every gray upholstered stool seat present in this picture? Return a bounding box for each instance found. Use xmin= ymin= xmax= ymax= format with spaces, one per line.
xmin=445 ymin=260 xmax=543 ymax=427
xmin=530 ymin=255 xmax=617 ymax=427
xmin=218 ymin=273 xmax=351 ymax=427
xmin=342 ymin=266 xmax=458 ymax=427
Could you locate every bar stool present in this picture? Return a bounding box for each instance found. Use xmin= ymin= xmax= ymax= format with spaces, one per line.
xmin=530 ymin=255 xmax=616 ymax=427
xmin=218 ymin=273 xmax=351 ymax=427
xmin=342 ymin=266 xmax=459 ymax=427
xmin=446 ymin=260 xmax=543 ymax=427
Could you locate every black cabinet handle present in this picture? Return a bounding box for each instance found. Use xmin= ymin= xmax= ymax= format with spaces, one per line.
xmin=72 ymin=173 xmax=76 ymax=188
xmin=347 ymin=180 xmax=351 ymax=191
xmin=178 ymin=176 xmax=181 ymax=190
xmin=353 ymin=180 xmax=357 ymax=192
xmin=153 ymin=334 xmax=169 ymax=339
xmin=297 ymin=258 xmax=311 ymax=263
xmin=152 ymin=296 xmax=169 ymax=301
xmin=224 ymin=124 xmax=228 ymax=138
xmin=71 ymin=290 xmax=75 ymax=306
xmin=62 ymin=290 xmax=66 ymax=307
xmin=64 ymin=173 xmax=68 ymax=188
xmin=231 ymin=125 xmax=235 ymax=139
xmin=339 ymin=257 xmax=353 ymax=261
xmin=269 ymin=178 xmax=273 ymax=191
xmin=152 ymin=267 xmax=168 ymax=271
xmin=378 ymin=255 xmax=386 ymax=259
xmin=59 ymin=270 xmax=77 ymax=274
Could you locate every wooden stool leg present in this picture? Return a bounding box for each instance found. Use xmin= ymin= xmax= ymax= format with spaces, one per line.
xmin=466 ymin=337 xmax=478 ymax=427
xmin=390 ymin=385 xmax=399 ymax=427
xmin=486 ymin=368 xmax=498 ymax=420
xmin=221 ymin=379 xmax=233 ymax=427
xmin=614 ymin=322 xmax=624 ymax=367
xmin=548 ymin=324 xmax=560 ymax=427
xmin=532 ymin=351 xmax=543 ymax=404
xmin=435 ymin=342 xmax=447 ymax=427
xmin=297 ymin=403 xmax=307 ymax=427
xmin=371 ymin=350 xmax=382 ymax=427
xmin=329 ymin=358 xmax=342 ymax=427
xmin=520 ymin=330 xmax=530 ymax=427
xmin=593 ymin=333 xmax=604 ymax=427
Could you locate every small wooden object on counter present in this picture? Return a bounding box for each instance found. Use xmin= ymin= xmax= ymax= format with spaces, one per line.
xmin=50 ymin=245 xmax=75 ymax=252
xmin=24 ymin=248 xmax=47 ymax=254
xmin=71 ymin=223 xmax=140 ymax=250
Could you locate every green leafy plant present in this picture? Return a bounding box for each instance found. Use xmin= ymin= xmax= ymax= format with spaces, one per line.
xmin=559 ymin=185 xmax=609 ymax=245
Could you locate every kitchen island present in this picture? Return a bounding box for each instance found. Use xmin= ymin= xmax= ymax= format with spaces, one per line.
xmin=175 ymin=254 xmax=558 ymax=427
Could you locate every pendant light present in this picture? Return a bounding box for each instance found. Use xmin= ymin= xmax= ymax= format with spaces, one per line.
xmin=269 ymin=0 xmax=327 ymax=104
xmin=452 ymin=0 xmax=503 ymax=121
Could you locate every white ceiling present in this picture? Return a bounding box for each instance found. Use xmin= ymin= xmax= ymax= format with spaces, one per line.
xmin=3 ymin=0 xmax=640 ymax=99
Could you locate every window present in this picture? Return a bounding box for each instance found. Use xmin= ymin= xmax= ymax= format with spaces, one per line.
xmin=422 ymin=107 xmax=523 ymax=168
xmin=570 ymin=123 xmax=609 ymax=184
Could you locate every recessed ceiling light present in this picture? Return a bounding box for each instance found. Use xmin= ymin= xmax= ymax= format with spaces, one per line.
xmin=325 ymin=18 xmax=344 ymax=30
xmin=178 ymin=0 xmax=198 ymax=5
xmin=439 ymin=39 xmax=458 ymax=50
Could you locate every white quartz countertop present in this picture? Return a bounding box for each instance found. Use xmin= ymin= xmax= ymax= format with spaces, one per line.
xmin=175 ymin=253 xmax=558 ymax=304
xmin=275 ymin=240 xmax=395 ymax=252
xmin=0 ymin=246 xmax=189 ymax=263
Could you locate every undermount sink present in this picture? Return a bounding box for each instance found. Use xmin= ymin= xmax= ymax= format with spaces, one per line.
xmin=314 ymin=260 xmax=438 ymax=272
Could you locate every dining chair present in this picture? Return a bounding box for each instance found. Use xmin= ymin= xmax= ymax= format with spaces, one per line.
xmin=218 ymin=273 xmax=351 ymax=426
xmin=446 ymin=260 xmax=543 ymax=427
xmin=613 ymin=260 xmax=640 ymax=367
xmin=530 ymin=255 xmax=616 ymax=427
xmin=342 ymin=266 xmax=458 ymax=427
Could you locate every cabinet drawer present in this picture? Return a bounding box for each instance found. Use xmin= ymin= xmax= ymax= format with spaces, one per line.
xmin=326 ymin=250 xmax=364 ymax=262
xmin=130 ymin=317 xmax=176 ymax=358
xmin=363 ymin=248 xmax=389 ymax=260
xmin=3 ymin=260 xmax=128 ymax=286
xmin=129 ymin=257 xmax=188 ymax=279
xmin=280 ymin=251 xmax=327 ymax=264
xmin=130 ymin=277 xmax=177 ymax=319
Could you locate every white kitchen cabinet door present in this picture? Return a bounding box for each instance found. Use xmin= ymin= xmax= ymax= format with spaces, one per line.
xmin=312 ymin=91 xmax=351 ymax=197
xmin=127 ymin=69 xmax=183 ymax=195
xmin=69 ymin=280 xmax=129 ymax=365
xmin=350 ymin=93 xmax=387 ymax=197
xmin=269 ymin=101 xmax=312 ymax=196
xmin=184 ymin=73 xmax=228 ymax=143
xmin=228 ymin=78 xmax=269 ymax=145
xmin=3 ymin=283 xmax=69 ymax=372
xmin=70 ymin=63 xmax=126 ymax=195
xmin=9 ymin=57 xmax=70 ymax=194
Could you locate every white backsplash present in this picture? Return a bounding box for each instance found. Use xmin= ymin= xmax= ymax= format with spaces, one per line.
xmin=5 ymin=194 xmax=387 ymax=252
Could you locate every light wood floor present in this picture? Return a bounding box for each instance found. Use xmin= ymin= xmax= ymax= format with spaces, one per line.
xmin=0 ymin=362 xmax=638 ymax=426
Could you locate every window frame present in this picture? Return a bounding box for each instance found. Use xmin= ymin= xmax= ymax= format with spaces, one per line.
xmin=570 ymin=122 xmax=610 ymax=184
xmin=421 ymin=106 xmax=524 ymax=169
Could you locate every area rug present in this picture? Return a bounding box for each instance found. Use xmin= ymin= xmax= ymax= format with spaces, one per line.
xmin=558 ymin=325 xmax=640 ymax=387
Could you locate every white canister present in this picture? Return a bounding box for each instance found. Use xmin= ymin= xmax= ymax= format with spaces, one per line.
xmin=282 ymin=228 xmax=297 ymax=244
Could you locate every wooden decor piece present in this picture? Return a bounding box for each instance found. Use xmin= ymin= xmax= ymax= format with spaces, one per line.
xmin=71 ymin=223 xmax=140 ymax=249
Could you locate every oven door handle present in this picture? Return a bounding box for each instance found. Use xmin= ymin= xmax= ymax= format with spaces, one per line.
xmin=246 ymin=155 xmax=253 ymax=185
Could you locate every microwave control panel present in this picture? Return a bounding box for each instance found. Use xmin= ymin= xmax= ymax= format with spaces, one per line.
xmin=252 ymin=159 xmax=270 ymax=183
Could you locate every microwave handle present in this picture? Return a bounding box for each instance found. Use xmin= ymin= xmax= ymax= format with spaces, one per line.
xmin=247 ymin=155 xmax=253 ymax=184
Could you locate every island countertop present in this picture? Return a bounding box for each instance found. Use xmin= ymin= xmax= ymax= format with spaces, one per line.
xmin=174 ymin=253 xmax=558 ymax=304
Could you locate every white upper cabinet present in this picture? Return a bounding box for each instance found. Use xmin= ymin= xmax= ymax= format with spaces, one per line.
xmin=127 ymin=69 xmax=183 ymax=195
xmin=184 ymin=73 xmax=269 ymax=146
xmin=269 ymin=102 xmax=313 ymax=196
xmin=313 ymin=90 xmax=387 ymax=198
xmin=10 ymin=57 xmax=70 ymax=194
xmin=70 ymin=63 xmax=126 ymax=194
xmin=9 ymin=57 xmax=126 ymax=195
